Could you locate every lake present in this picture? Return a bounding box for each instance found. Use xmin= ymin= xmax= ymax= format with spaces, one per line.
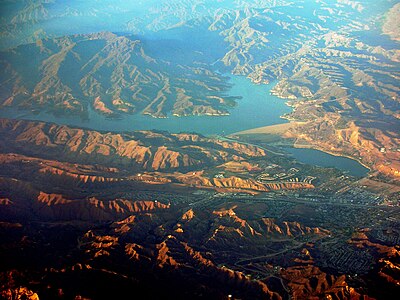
xmin=0 ymin=75 xmax=292 ymax=135
xmin=283 ymin=147 xmax=370 ymax=177
xmin=0 ymin=74 xmax=370 ymax=176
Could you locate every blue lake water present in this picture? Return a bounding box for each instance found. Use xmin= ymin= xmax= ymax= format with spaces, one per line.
xmin=1 ymin=75 xmax=292 ymax=135
xmin=0 ymin=74 xmax=370 ymax=176
xmin=284 ymin=147 xmax=369 ymax=177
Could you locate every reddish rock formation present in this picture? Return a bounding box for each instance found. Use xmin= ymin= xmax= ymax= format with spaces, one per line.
xmin=280 ymin=265 xmax=372 ymax=300
xmin=0 ymin=118 xmax=266 ymax=172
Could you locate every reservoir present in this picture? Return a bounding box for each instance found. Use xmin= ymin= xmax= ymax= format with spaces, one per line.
xmin=0 ymin=74 xmax=369 ymax=176
xmin=0 ymin=75 xmax=291 ymax=135
xmin=283 ymin=147 xmax=370 ymax=177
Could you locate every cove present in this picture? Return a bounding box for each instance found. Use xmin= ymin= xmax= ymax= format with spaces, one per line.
xmin=283 ymin=147 xmax=369 ymax=177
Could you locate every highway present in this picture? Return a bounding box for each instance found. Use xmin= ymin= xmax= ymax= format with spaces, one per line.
xmin=186 ymin=192 xmax=400 ymax=212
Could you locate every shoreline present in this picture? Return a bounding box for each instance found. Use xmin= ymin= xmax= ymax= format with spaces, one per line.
xmin=290 ymin=143 xmax=371 ymax=172
xmin=232 ymin=121 xmax=302 ymax=136
xmin=232 ymin=122 xmax=372 ymax=173
xmin=0 ymin=75 xmax=292 ymax=135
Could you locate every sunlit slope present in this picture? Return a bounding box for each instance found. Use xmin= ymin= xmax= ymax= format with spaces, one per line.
xmin=0 ymin=32 xmax=238 ymax=118
xmin=207 ymin=2 xmax=399 ymax=179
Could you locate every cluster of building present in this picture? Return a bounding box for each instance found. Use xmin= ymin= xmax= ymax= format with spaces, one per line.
xmin=332 ymin=186 xmax=382 ymax=205
xmin=255 ymin=166 xmax=316 ymax=185
xmin=319 ymin=245 xmax=373 ymax=274
xmin=371 ymin=229 xmax=400 ymax=246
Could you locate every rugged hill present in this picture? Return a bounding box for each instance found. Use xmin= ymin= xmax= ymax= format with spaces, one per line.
xmin=0 ymin=32 xmax=237 ymax=118
xmin=0 ymin=1 xmax=399 ymax=299
xmin=0 ymin=118 xmax=266 ymax=172
xmin=283 ymin=118 xmax=400 ymax=179
xmin=206 ymin=1 xmax=400 ymax=179
xmin=0 ymin=201 xmax=329 ymax=300
xmin=0 ymin=118 xmax=317 ymax=224
xmin=1 ymin=197 xmax=397 ymax=299
xmin=1 ymin=0 xmax=399 ymax=180
xmin=0 ymin=119 xmax=397 ymax=299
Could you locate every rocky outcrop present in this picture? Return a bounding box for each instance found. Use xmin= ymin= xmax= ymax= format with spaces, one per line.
xmin=280 ymin=265 xmax=368 ymax=300
xmin=0 ymin=287 xmax=39 ymax=300
xmin=181 ymin=209 xmax=195 ymax=221
xmin=202 ymin=208 xmax=328 ymax=252
xmin=0 ymin=184 xmax=169 ymax=221
xmin=34 ymin=192 xmax=170 ymax=221
xmin=176 ymin=172 xmax=314 ymax=192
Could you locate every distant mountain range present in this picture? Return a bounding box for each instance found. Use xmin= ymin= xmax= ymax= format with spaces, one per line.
xmin=0 ymin=32 xmax=238 ymax=118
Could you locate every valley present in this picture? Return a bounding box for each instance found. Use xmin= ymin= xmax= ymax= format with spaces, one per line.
xmin=0 ymin=1 xmax=399 ymax=299
xmin=0 ymin=118 xmax=398 ymax=299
